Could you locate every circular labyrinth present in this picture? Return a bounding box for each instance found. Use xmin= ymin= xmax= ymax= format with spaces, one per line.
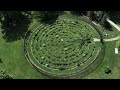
xmin=24 ymin=18 xmax=104 ymax=78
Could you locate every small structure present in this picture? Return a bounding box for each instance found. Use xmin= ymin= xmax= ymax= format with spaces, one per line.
xmin=115 ymin=48 xmax=119 ymax=54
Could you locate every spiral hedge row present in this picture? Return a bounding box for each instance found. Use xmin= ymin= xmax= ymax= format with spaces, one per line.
xmin=24 ymin=16 xmax=104 ymax=78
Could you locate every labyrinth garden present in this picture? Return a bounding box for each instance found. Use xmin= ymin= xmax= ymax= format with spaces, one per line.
xmin=24 ymin=15 xmax=105 ymax=78
xmin=1 ymin=11 xmax=120 ymax=79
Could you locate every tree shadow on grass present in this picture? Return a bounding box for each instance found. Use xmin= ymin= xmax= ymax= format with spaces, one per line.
xmin=104 ymin=22 xmax=113 ymax=31
xmin=108 ymin=11 xmax=120 ymax=24
xmin=1 ymin=15 xmax=31 ymax=42
xmin=38 ymin=11 xmax=64 ymax=25
xmin=40 ymin=15 xmax=59 ymax=24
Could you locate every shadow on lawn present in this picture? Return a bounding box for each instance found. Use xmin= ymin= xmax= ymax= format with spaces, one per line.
xmin=0 ymin=15 xmax=31 ymax=42
xmin=40 ymin=15 xmax=59 ymax=24
xmin=109 ymin=11 xmax=120 ymax=24
xmin=37 ymin=11 xmax=64 ymax=25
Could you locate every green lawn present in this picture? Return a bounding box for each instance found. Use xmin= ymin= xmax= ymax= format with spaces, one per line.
xmin=0 ymin=29 xmax=48 ymax=79
xmin=83 ymin=41 xmax=120 ymax=79
xmin=83 ymin=22 xmax=120 ymax=79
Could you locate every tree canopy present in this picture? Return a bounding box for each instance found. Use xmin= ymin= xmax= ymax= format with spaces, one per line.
xmin=0 ymin=11 xmax=31 ymax=42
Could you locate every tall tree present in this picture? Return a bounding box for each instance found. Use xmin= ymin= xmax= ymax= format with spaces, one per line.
xmin=87 ymin=11 xmax=95 ymax=20
xmin=0 ymin=11 xmax=31 ymax=42
xmin=100 ymin=13 xmax=112 ymax=29
xmin=93 ymin=11 xmax=105 ymax=22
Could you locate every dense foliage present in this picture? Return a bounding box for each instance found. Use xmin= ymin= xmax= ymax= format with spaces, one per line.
xmin=0 ymin=11 xmax=31 ymax=42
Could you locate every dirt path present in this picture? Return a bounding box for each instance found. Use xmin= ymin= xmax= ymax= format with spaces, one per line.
xmin=107 ymin=19 xmax=120 ymax=31
xmin=93 ymin=36 xmax=119 ymax=42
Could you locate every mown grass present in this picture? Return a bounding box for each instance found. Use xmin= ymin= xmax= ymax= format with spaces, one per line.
xmin=0 ymin=28 xmax=48 ymax=79
xmin=82 ymin=17 xmax=120 ymax=79
xmin=83 ymin=41 xmax=120 ymax=79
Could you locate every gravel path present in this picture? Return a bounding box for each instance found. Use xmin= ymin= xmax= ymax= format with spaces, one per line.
xmin=107 ymin=19 xmax=120 ymax=31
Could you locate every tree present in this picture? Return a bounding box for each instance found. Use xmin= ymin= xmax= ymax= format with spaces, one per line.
xmin=0 ymin=11 xmax=31 ymax=27
xmin=70 ymin=11 xmax=114 ymax=30
xmin=100 ymin=13 xmax=107 ymax=27
xmin=87 ymin=11 xmax=95 ymax=20
xmin=87 ymin=11 xmax=105 ymax=23
xmin=87 ymin=11 xmax=91 ymax=17
xmin=104 ymin=67 xmax=112 ymax=74
xmin=0 ymin=11 xmax=31 ymax=42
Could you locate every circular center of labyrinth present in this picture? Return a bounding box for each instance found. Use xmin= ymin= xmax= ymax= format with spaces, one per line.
xmin=25 ymin=18 xmax=103 ymax=78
